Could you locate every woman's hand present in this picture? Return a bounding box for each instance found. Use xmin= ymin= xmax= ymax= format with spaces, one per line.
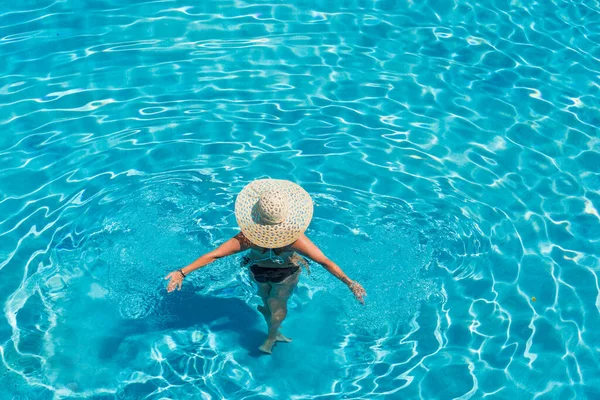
xmin=162 ymin=234 xmax=247 ymax=293
xmin=348 ymin=281 xmax=367 ymax=304
xmin=164 ymin=270 xmax=185 ymax=292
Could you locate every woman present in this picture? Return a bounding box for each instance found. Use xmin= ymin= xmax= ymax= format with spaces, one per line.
xmin=165 ymin=179 xmax=366 ymax=354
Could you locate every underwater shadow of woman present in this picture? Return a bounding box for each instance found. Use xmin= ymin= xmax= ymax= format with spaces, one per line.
xmin=99 ymin=294 xmax=266 ymax=359
xmin=163 ymin=293 xmax=266 ymax=354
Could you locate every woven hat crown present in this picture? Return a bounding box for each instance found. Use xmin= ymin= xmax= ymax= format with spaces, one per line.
xmin=235 ymin=179 xmax=313 ymax=248
xmin=255 ymin=190 xmax=289 ymax=225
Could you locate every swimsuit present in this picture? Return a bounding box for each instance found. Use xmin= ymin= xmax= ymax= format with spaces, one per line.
xmin=249 ymin=265 xmax=300 ymax=283
xmin=242 ymin=247 xmax=306 ymax=283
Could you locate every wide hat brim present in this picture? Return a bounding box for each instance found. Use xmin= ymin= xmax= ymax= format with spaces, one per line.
xmin=235 ymin=179 xmax=313 ymax=248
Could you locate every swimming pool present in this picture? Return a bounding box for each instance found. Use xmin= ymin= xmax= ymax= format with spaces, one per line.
xmin=1 ymin=0 xmax=599 ymax=398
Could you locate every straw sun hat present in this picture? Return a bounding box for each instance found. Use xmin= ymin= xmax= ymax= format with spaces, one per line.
xmin=235 ymin=179 xmax=313 ymax=248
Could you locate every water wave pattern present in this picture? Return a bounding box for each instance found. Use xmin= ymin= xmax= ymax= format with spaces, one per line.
xmin=1 ymin=0 xmax=599 ymax=398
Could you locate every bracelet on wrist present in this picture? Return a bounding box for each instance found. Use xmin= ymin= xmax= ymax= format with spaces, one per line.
xmin=178 ymin=268 xmax=187 ymax=278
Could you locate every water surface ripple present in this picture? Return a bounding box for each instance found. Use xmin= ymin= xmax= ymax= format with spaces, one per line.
xmin=1 ymin=0 xmax=599 ymax=399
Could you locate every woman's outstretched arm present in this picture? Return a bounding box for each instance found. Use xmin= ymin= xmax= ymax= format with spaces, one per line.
xmin=291 ymin=234 xmax=367 ymax=304
xmin=165 ymin=233 xmax=250 ymax=292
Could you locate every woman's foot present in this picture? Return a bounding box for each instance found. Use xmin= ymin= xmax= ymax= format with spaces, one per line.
xmin=259 ymin=338 xmax=276 ymax=354
xmin=276 ymin=332 xmax=292 ymax=343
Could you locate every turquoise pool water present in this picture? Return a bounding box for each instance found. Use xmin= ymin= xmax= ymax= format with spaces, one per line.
xmin=1 ymin=0 xmax=599 ymax=398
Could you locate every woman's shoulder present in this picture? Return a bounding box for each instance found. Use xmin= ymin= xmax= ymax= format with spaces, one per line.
xmin=234 ymin=232 xmax=255 ymax=250
xmin=234 ymin=231 xmax=269 ymax=253
xmin=289 ymin=234 xmax=311 ymax=250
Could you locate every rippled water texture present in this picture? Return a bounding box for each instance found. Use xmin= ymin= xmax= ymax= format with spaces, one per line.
xmin=1 ymin=0 xmax=600 ymax=398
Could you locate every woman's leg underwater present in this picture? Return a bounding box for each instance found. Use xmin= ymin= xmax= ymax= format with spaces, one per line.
xmin=255 ymin=281 xmax=271 ymax=321
xmin=259 ymin=271 xmax=300 ymax=354
xmin=252 ymin=275 xmax=292 ymax=344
